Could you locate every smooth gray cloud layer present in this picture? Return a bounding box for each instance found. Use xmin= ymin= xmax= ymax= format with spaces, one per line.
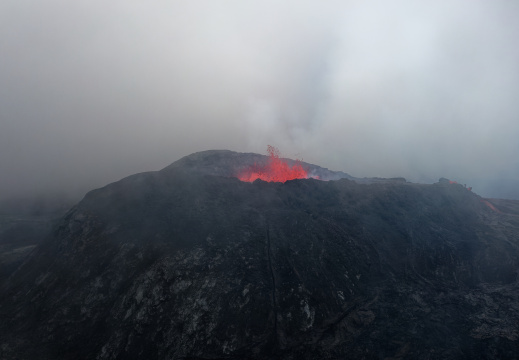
xmin=1 ymin=0 xmax=518 ymax=200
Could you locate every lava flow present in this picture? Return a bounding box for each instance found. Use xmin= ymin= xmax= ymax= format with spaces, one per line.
xmin=238 ymin=145 xmax=309 ymax=183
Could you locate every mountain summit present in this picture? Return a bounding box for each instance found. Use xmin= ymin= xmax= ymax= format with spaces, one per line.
xmin=1 ymin=150 xmax=519 ymax=359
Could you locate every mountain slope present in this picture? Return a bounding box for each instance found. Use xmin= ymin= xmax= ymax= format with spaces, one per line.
xmin=1 ymin=150 xmax=518 ymax=359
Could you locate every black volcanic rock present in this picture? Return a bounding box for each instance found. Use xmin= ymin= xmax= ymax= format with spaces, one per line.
xmin=1 ymin=150 xmax=519 ymax=359
xmin=0 ymin=198 xmax=70 ymax=284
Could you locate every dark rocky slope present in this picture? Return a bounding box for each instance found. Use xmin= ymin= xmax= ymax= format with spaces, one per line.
xmin=1 ymin=150 xmax=518 ymax=359
xmin=0 ymin=198 xmax=71 ymax=284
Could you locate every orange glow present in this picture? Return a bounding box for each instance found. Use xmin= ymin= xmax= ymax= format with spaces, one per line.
xmin=238 ymin=145 xmax=309 ymax=183
xmin=482 ymin=200 xmax=500 ymax=213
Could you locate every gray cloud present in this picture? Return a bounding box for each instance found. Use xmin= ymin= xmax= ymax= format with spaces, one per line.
xmin=1 ymin=0 xmax=518 ymax=200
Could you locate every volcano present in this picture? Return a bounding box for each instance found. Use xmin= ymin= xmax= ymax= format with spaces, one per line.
xmin=1 ymin=150 xmax=519 ymax=359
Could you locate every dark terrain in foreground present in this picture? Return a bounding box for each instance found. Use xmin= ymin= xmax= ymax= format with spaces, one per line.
xmin=1 ymin=150 xmax=519 ymax=359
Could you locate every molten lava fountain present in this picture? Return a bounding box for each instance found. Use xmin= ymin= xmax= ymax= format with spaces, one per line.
xmin=238 ymin=145 xmax=310 ymax=183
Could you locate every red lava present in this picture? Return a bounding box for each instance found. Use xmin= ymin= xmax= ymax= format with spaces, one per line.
xmin=238 ymin=145 xmax=310 ymax=183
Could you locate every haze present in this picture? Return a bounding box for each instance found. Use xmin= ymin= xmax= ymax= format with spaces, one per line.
xmin=2 ymin=0 xmax=518 ymax=202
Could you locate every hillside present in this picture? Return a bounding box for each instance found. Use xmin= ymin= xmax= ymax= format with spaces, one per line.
xmin=1 ymin=150 xmax=518 ymax=359
xmin=0 ymin=197 xmax=72 ymax=283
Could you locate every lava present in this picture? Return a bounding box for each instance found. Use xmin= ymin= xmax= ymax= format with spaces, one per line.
xmin=238 ymin=145 xmax=310 ymax=183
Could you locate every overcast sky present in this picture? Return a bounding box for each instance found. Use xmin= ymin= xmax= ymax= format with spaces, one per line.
xmin=1 ymin=0 xmax=518 ymax=200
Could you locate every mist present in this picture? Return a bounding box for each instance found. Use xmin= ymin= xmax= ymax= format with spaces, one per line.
xmin=2 ymin=0 xmax=519 ymax=201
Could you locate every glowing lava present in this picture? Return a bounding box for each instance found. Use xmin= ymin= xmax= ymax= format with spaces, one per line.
xmin=238 ymin=145 xmax=309 ymax=183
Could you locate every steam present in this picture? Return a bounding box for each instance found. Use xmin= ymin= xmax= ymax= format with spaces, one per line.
xmin=1 ymin=1 xmax=519 ymax=200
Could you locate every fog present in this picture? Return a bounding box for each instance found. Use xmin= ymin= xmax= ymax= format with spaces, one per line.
xmin=1 ymin=0 xmax=519 ymax=201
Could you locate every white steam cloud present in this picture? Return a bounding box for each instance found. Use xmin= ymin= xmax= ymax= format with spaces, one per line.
xmin=1 ymin=0 xmax=518 ymax=199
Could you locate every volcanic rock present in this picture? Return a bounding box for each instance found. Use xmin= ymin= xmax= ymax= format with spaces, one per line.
xmin=0 ymin=198 xmax=70 ymax=284
xmin=1 ymin=150 xmax=519 ymax=359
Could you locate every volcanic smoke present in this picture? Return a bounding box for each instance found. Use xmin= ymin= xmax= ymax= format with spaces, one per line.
xmin=238 ymin=146 xmax=310 ymax=183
